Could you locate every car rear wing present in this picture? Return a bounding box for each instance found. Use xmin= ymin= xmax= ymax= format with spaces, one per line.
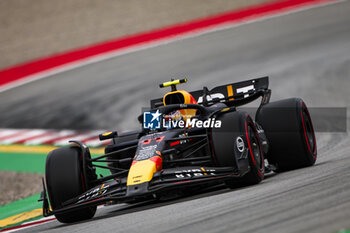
xmin=150 ymin=76 xmax=271 ymax=108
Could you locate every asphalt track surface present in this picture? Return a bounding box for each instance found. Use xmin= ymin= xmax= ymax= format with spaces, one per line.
xmin=2 ymin=1 xmax=350 ymax=232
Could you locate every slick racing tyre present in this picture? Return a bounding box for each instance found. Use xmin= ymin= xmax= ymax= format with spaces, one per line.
xmin=256 ymin=98 xmax=317 ymax=171
xmin=211 ymin=111 xmax=264 ymax=188
xmin=45 ymin=147 xmax=96 ymax=223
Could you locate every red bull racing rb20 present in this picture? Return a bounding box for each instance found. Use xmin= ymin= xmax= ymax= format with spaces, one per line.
xmin=40 ymin=77 xmax=317 ymax=223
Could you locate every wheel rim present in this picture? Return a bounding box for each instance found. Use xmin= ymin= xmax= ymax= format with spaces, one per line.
xmin=303 ymin=110 xmax=315 ymax=153
xmin=247 ymin=122 xmax=264 ymax=171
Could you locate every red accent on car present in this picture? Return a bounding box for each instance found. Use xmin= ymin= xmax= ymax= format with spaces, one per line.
xmin=141 ymin=139 xmax=152 ymax=144
xmin=156 ymin=136 xmax=165 ymax=142
xmin=170 ymin=141 xmax=180 ymax=146
xmin=131 ymin=160 xmax=138 ymax=166
xmin=150 ymin=156 xmax=163 ymax=170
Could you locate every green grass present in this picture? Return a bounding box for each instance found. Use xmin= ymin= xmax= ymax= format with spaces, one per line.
xmin=0 ymin=152 xmax=46 ymax=173
xmin=0 ymin=151 xmax=110 ymax=176
xmin=0 ymin=193 xmax=41 ymax=220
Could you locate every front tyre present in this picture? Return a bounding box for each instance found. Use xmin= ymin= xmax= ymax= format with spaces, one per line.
xmin=211 ymin=111 xmax=264 ymax=188
xmin=45 ymin=147 xmax=96 ymax=223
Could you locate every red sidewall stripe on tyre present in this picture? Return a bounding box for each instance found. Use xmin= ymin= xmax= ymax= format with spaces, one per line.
xmin=300 ymin=102 xmax=317 ymax=159
xmin=0 ymin=0 xmax=340 ymax=92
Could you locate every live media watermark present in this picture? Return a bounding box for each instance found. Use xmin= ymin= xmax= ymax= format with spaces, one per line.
xmin=141 ymin=107 xmax=348 ymax=132
xmin=143 ymin=110 xmax=221 ymax=130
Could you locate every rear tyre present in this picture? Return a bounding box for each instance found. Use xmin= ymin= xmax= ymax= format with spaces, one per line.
xmin=256 ymin=98 xmax=317 ymax=171
xmin=211 ymin=111 xmax=264 ymax=188
xmin=45 ymin=147 xmax=96 ymax=223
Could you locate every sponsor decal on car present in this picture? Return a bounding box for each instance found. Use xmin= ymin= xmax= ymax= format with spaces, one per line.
xmin=77 ymin=184 xmax=110 ymax=203
xmin=236 ymin=136 xmax=245 ymax=153
xmin=174 ymin=168 xmax=216 ymax=178
xmin=136 ymin=145 xmax=158 ymax=161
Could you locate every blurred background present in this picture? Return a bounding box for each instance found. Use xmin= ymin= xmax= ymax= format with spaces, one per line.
xmin=0 ymin=0 xmax=268 ymax=70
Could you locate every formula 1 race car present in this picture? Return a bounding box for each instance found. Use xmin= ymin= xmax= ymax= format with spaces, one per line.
xmin=40 ymin=77 xmax=317 ymax=223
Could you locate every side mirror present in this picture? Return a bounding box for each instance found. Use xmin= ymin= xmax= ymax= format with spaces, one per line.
xmin=99 ymin=131 xmax=118 ymax=141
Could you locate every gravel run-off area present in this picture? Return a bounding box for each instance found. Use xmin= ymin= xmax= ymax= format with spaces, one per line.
xmin=0 ymin=171 xmax=43 ymax=206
